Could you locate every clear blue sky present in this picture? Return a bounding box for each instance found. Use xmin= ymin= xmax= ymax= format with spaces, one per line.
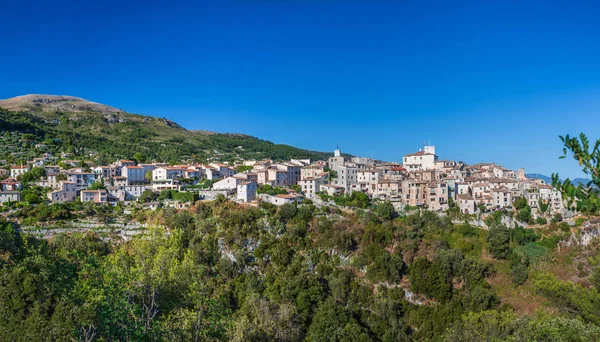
xmin=1 ymin=1 xmax=599 ymax=178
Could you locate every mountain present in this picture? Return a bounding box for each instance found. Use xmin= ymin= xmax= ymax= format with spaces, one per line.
xmin=527 ymin=173 xmax=592 ymax=186
xmin=526 ymin=173 xmax=553 ymax=184
xmin=0 ymin=94 xmax=338 ymax=162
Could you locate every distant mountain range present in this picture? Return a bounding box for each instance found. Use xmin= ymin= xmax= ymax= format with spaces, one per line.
xmin=526 ymin=173 xmax=592 ymax=186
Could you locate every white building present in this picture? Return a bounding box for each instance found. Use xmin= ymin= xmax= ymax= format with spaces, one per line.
xmin=258 ymin=193 xmax=304 ymax=206
xmin=298 ymin=177 xmax=324 ymax=199
xmin=0 ymin=191 xmax=20 ymax=204
xmin=237 ymin=182 xmax=257 ymax=202
xmin=122 ymin=166 xmax=146 ymax=184
xmin=332 ymin=164 xmax=358 ymax=193
xmin=152 ymin=167 xmax=183 ymax=181
xmin=80 ymin=190 xmax=109 ymax=203
xmin=403 ymin=145 xmax=438 ymax=171
xmin=67 ymin=172 xmax=96 ymax=190
xmin=48 ymin=181 xmax=78 ymax=202
xmin=213 ymin=176 xmax=246 ymax=190
xmin=10 ymin=165 xmax=30 ymax=178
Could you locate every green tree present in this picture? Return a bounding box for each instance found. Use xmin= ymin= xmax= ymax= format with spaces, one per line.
xmin=374 ymin=201 xmax=395 ymax=220
xmin=140 ymin=189 xmax=158 ymax=202
xmin=513 ymin=197 xmax=528 ymax=210
xmin=279 ymin=203 xmax=298 ymax=220
xmin=553 ymin=133 xmax=600 ymax=214
xmin=487 ymin=222 xmax=510 ymax=259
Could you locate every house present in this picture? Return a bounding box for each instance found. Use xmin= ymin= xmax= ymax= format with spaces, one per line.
xmin=80 ymin=190 xmax=109 ymax=203
xmin=152 ymin=167 xmax=183 ymax=181
xmin=93 ymin=166 xmax=114 ymax=179
xmin=48 ymin=181 xmax=78 ymax=202
xmin=301 ymin=166 xmax=325 ymax=180
xmin=376 ymin=180 xmax=402 ymax=199
xmin=403 ymin=145 xmax=438 ymax=171
xmin=0 ymin=169 xmax=8 ymax=178
xmin=209 ymin=163 xmax=233 ymax=178
xmin=328 ymin=148 xmax=345 ymax=169
xmin=205 ymin=167 xmax=222 ymax=181
xmin=457 ymin=194 xmax=477 ymax=215
xmin=276 ymin=163 xmax=301 ymax=185
xmin=113 ymin=176 xmax=128 ymax=187
xmin=44 ymin=165 xmax=61 ymax=174
xmin=357 ymin=169 xmax=383 ymax=195
xmin=321 ymin=184 xmax=345 ymax=197
xmin=332 ymin=164 xmax=358 ymax=194
xmin=1 ymin=178 xmax=21 ymax=191
xmin=0 ymin=191 xmax=20 ymax=204
xmin=10 ymin=165 xmax=30 ymax=178
xmin=152 ymin=179 xmax=179 ymax=191
xmin=122 ymin=166 xmax=146 ymax=184
xmin=139 ymin=164 xmax=157 ymax=177
xmin=258 ymin=193 xmax=304 ymax=206
xmin=213 ymin=176 xmax=246 ymax=190
xmin=116 ymin=159 xmax=135 ymax=167
xmin=267 ymin=169 xmax=288 ymax=186
xmin=67 ymin=171 xmax=96 ymax=190
xmin=232 ymin=172 xmax=258 ymax=183
xmin=237 ymin=182 xmax=257 ymax=202
xmin=185 ymin=168 xmax=204 ymax=180
xmin=121 ymin=185 xmax=151 ymax=201
xmin=492 ymin=188 xmax=513 ymax=209
xmin=427 ymin=182 xmax=448 ymax=212
xmin=298 ymin=177 xmax=324 ymax=199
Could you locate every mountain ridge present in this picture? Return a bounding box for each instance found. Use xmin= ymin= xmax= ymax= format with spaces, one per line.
xmin=0 ymin=94 xmax=339 ymax=161
xmin=526 ymin=173 xmax=592 ymax=186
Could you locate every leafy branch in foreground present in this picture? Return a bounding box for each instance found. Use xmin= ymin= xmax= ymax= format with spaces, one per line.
xmin=552 ymin=133 xmax=600 ymax=214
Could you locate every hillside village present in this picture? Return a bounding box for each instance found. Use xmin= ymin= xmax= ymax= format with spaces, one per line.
xmin=0 ymin=143 xmax=565 ymax=221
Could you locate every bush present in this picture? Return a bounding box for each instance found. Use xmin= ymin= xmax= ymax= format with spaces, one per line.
xmin=536 ymin=217 xmax=548 ymax=225
xmin=510 ymin=262 xmax=529 ymax=286
xmin=487 ymin=223 xmax=510 ymax=259
xmin=278 ymin=203 xmax=297 ymax=220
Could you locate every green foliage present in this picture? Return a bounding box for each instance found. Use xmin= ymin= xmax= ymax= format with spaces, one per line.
xmin=538 ymin=199 xmax=550 ymax=213
xmin=257 ymin=184 xmax=288 ymax=196
xmin=487 ymin=222 xmax=510 ymax=259
xmin=553 ymin=133 xmax=600 ymax=214
xmin=87 ymin=179 xmax=106 ymax=190
xmin=235 ymin=165 xmax=253 ymax=173
xmin=20 ymin=166 xmax=46 ymax=182
xmin=534 ymin=273 xmax=600 ymax=325
xmin=333 ymin=191 xmax=371 ymax=209
xmin=140 ymin=189 xmax=158 ymax=203
xmin=444 ymin=310 xmax=600 ymax=342
xmin=278 ymin=202 xmax=298 ymax=220
xmin=513 ymin=197 xmax=528 ymax=210
xmin=374 ymin=201 xmax=395 ymax=220
xmin=516 ymin=205 xmax=533 ymax=224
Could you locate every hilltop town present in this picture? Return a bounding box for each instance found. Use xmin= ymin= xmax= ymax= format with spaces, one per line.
xmin=0 ymin=144 xmax=565 ymax=223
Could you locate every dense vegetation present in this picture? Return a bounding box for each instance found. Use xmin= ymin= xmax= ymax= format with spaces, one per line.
xmin=0 ymin=107 xmax=334 ymax=163
xmin=2 ymin=198 xmax=600 ymax=341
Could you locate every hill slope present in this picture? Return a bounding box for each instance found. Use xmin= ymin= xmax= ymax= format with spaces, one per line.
xmin=0 ymin=94 xmax=336 ymax=162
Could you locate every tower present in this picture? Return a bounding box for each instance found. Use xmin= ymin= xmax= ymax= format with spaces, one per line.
xmin=334 ymin=146 xmax=341 ymax=157
xmin=424 ymin=145 xmax=435 ymax=155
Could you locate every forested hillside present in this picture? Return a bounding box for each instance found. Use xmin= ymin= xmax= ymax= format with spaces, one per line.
xmin=2 ymin=198 xmax=600 ymax=341
xmin=0 ymin=95 xmax=336 ymax=163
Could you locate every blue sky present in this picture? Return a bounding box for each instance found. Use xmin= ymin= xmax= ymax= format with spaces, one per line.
xmin=1 ymin=1 xmax=599 ymax=178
